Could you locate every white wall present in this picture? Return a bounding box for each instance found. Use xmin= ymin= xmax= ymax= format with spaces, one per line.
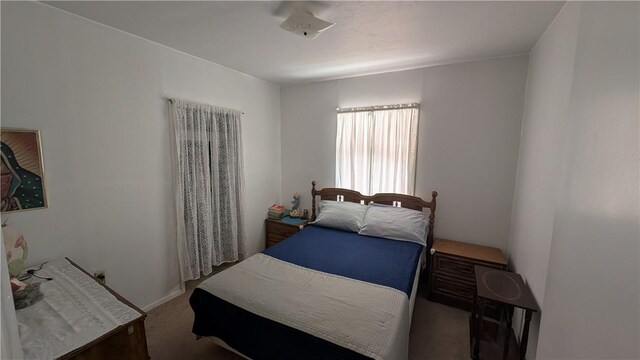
xmin=510 ymin=2 xmax=639 ymax=359
xmin=537 ymin=2 xmax=639 ymax=358
xmin=507 ymin=4 xmax=581 ymax=357
xmin=1 ymin=2 xmax=282 ymax=310
xmin=281 ymin=56 xmax=529 ymax=251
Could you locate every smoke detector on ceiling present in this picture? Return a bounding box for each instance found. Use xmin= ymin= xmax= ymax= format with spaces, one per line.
xmin=279 ymin=9 xmax=335 ymax=39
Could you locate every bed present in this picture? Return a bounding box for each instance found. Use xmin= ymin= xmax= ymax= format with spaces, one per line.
xmin=189 ymin=181 xmax=438 ymax=360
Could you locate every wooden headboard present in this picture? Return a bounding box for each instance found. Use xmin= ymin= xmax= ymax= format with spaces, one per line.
xmin=310 ymin=181 xmax=438 ymax=250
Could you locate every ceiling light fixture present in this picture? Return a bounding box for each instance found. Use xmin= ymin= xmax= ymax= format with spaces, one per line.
xmin=279 ymin=9 xmax=335 ymax=39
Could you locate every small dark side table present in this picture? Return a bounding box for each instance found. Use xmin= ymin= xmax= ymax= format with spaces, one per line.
xmin=470 ymin=265 xmax=539 ymax=360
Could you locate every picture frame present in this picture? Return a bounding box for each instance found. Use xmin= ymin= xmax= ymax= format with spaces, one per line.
xmin=1 ymin=128 xmax=48 ymax=213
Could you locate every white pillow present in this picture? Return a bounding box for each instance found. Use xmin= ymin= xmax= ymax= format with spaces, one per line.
xmin=358 ymin=203 xmax=428 ymax=246
xmin=312 ymin=200 xmax=368 ymax=233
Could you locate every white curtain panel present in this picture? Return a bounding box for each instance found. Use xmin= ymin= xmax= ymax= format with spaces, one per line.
xmin=336 ymin=107 xmax=419 ymax=195
xmin=169 ymin=99 xmax=247 ymax=282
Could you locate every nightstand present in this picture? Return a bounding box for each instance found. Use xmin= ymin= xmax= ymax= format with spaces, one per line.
xmin=428 ymin=238 xmax=507 ymax=316
xmin=265 ymin=218 xmax=307 ymax=248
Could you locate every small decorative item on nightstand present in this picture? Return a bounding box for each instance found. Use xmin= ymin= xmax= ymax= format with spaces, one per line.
xmin=289 ymin=192 xmax=301 ymax=218
xmin=289 ymin=209 xmax=301 ymax=218
xmin=291 ymin=192 xmax=301 ymax=210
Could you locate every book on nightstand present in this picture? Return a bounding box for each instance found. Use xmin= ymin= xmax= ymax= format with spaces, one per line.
xmin=268 ymin=204 xmax=286 ymax=219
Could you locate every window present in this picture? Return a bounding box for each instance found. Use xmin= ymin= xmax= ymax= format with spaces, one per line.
xmin=335 ymin=104 xmax=419 ymax=195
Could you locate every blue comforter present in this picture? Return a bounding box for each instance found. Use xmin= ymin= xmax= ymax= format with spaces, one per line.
xmin=263 ymin=225 xmax=423 ymax=297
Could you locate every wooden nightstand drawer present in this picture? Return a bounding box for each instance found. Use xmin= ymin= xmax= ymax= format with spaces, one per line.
xmin=434 ymin=254 xmax=505 ymax=280
xmin=434 ymin=254 xmax=476 ymax=279
xmin=432 ymin=274 xmax=476 ymax=301
xmin=264 ymin=218 xmax=307 ymax=248
xmin=267 ymin=233 xmax=287 ymax=243
xmin=267 ymin=221 xmax=300 ymax=237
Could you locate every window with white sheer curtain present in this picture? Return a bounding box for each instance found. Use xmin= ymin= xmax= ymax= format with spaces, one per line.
xmin=169 ymin=99 xmax=247 ymax=282
xmin=335 ymin=105 xmax=419 ymax=196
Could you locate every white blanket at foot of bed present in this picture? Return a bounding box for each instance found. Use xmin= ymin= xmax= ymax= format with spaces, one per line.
xmin=198 ymin=253 xmax=410 ymax=360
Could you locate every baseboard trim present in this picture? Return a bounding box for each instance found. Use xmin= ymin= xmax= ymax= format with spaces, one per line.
xmin=142 ymin=287 xmax=185 ymax=312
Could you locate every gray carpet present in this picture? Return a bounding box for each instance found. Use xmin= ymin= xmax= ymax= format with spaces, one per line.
xmin=145 ymin=267 xmax=469 ymax=360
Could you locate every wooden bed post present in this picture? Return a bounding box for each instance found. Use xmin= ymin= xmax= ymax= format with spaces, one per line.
xmin=311 ymin=181 xmax=317 ymax=221
xmin=428 ymin=191 xmax=438 ymax=249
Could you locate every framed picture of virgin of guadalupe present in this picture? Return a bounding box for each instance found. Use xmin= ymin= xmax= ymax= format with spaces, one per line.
xmin=1 ymin=129 xmax=48 ymax=213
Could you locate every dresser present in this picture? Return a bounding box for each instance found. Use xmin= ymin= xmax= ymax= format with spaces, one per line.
xmin=265 ymin=218 xmax=306 ymax=248
xmin=15 ymin=258 xmax=149 ymax=360
xmin=428 ymin=238 xmax=507 ymax=316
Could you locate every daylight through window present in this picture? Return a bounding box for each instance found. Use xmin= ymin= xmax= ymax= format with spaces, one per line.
xmin=335 ymin=104 xmax=419 ymax=195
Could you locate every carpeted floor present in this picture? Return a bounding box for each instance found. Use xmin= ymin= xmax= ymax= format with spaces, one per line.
xmin=145 ymin=266 xmax=470 ymax=360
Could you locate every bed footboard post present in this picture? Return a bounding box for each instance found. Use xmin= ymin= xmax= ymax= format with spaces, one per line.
xmin=428 ymin=191 xmax=438 ymax=249
xmin=311 ymin=181 xmax=317 ymax=221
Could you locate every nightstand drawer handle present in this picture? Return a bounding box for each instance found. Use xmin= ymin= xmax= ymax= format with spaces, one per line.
xmin=437 ymin=257 xmax=475 ymax=275
xmin=271 ymin=226 xmax=295 ymax=236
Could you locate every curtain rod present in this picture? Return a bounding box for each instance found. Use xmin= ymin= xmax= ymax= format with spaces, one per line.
xmin=166 ymin=98 xmax=244 ymax=115
xmin=336 ymin=103 xmax=419 ymax=113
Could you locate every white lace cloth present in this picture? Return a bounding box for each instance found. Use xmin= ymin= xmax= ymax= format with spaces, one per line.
xmin=169 ymin=99 xmax=247 ymax=282
xmin=15 ymin=259 xmax=141 ymax=359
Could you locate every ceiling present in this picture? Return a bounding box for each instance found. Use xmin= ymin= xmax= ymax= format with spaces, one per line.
xmin=45 ymin=1 xmax=564 ymax=86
